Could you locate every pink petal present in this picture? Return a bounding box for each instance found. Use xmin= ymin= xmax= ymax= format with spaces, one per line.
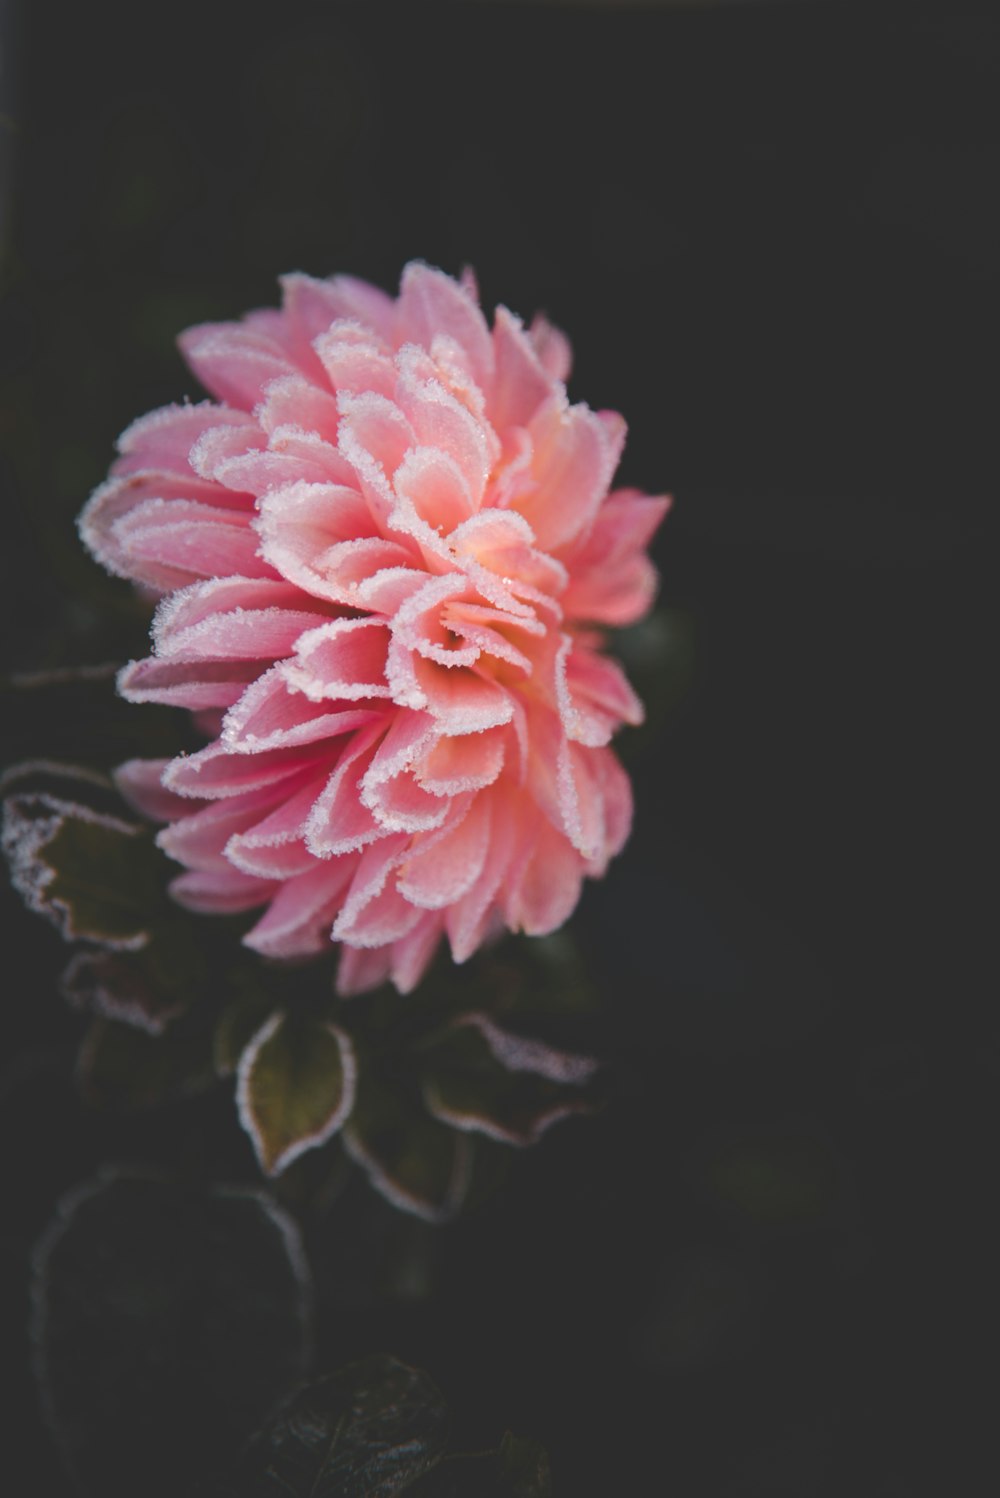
xmin=80 ymin=471 xmax=251 ymax=586
xmin=332 ymin=831 xmax=410 ymax=941
xmin=388 ymin=911 xmax=444 ymax=994
xmin=335 ymin=389 xmax=415 ymax=529
xmin=504 ymin=815 xmax=583 ymax=936
xmin=335 ymin=876 xmax=424 ymax=948
xmin=154 ymin=603 xmax=323 ymax=665
xmin=117 ymin=656 xmax=261 ymax=710
xmin=253 ymin=480 xmax=394 ymax=604
xmin=113 ymin=759 xmax=197 ymax=822
xmin=490 ymin=306 xmax=557 ymax=429
xmin=243 ymin=858 xmax=356 ymax=957
xmin=556 ymin=737 xmax=606 ymax=862
xmin=222 ymin=666 xmax=382 ymax=753
xmin=588 ymin=745 xmax=633 ymax=870
xmin=163 ymin=741 xmax=326 ymax=800
xmin=170 ymin=865 xmax=277 ymax=914
xmin=225 ymin=773 xmax=331 ymax=879
xmin=394 ymin=345 xmax=497 ymax=502
xmin=113 ymin=402 xmax=255 ymax=477
xmin=336 ymin=942 xmax=393 ymax=997
xmin=564 ymin=645 xmax=644 ymax=735
xmin=303 ymin=723 xmax=388 ymax=857
xmin=561 ymin=490 xmax=670 ymax=625
xmin=385 ymin=642 xmax=514 ymax=735
xmin=158 ymin=793 xmax=289 ymax=872
xmin=390 ymin=573 xmax=478 ymax=668
xmin=255 ymin=374 xmax=342 ymax=444
xmin=397 ymin=795 xmax=490 ymax=909
xmin=362 ymin=764 xmax=453 ymax=835
xmin=528 ymin=313 xmax=572 ymax=382
xmin=519 ymin=396 xmax=624 ymax=553
xmin=302 ymin=273 xmax=396 ymax=343
xmin=392 ymin=446 xmax=477 ymax=541
xmin=284 ymin=618 xmax=392 ymax=700
xmin=395 ymin=261 xmax=494 ymax=395
xmin=280 ymin=272 xmax=391 ymax=347
xmin=562 ymin=553 xmax=660 ymax=627
xmin=412 ymin=726 xmax=506 ymax=795
xmin=444 ymin=780 xmax=518 ymax=961
xmin=315 ymin=324 xmax=396 ymax=397
xmin=178 ymin=322 xmax=300 ymax=409
xmin=112 ymin=499 xmax=271 ymax=585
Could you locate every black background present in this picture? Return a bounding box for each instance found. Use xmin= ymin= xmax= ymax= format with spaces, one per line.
xmin=1 ymin=2 xmax=996 ymax=1494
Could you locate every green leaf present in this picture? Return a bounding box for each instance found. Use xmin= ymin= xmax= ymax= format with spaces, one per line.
xmin=33 ymin=1170 xmax=312 ymax=1498
xmin=2 ymin=781 xmax=169 ymax=948
xmin=77 ymin=1016 xmax=216 ymax=1110
xmin=343 ymin=1071 xmax=473 ymax=1223
xmin=407 ymin=1432 xmax=553 ymax=1498
xmin=420 ymin=1015 xmax=601 ymax=1147
xmin=237 ymin=1010 xmax=356 ymax=1176
xmin=224 ymin=1354 xmax=450 ymax=1498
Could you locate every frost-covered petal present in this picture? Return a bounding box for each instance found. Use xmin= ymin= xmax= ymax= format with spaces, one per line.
xmin=177 ymin=322 xmax=301 ymax=409
xmin=395 ymin=261 xmax=494 ymax=395
xmin=284 ymin=618 xmax=392 ymax=701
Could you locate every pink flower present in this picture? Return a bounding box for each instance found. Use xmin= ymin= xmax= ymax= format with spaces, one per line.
xmin=80 ymin=263 xmax=668 ymax=995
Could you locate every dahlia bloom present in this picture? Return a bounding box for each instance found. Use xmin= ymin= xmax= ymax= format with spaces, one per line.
xmin=80 ymin=263 xmax=668 ymax=996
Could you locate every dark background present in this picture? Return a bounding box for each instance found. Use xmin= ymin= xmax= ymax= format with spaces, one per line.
xmin=1 ymin=2 xmax=996 ymax=1494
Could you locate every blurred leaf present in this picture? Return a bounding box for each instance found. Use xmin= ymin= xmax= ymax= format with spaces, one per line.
xmin=420 ymin=1015 xmax=601 ymax=1147
xmin=33 ymin=1171 xmax=312 ymax=1498
xmin=407 ymin=1433 xmax=552 ymax=1498
xmin=77 ymin=1016 xmax=216 ymax=1110
xmin=343 ymin=1071 xmax=473 ymax=1224
xmin=237 ymin=1010 xmax=356 ymax=1177
xmin=61 ymin=947 xmax=189 ymax=1034
xmin=213 ymin=987 xmax=280 ymax=1078
xmin=224 ymin=1354 xmax=450 ymax=1498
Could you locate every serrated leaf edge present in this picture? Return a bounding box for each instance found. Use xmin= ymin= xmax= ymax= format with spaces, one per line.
xmin=1 ymin=790 xmax=151 ymax=951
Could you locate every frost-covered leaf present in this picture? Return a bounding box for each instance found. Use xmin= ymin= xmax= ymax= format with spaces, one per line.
xmin=77 ymin=1016 xmax=216 ymax=1109
xmin=343 ymin=1071 xmax=473 ymax=1223
xmin=224 ymin=1354 xmax=450 ymax=1498
xmin=1 ymin=767 xmax=169 ymax=949
xmin=407 ymin=1432 xmax=553 ymax=1498
xmin=32 ymin=1170 xmax=312 ymax=1498
xmin=61 ymin=948 xmax=189 ymax=1034
xmin=420 ymin=1014 xmax=601 ymax=1147
xmin=237 ymin=1010 xmax=356 ymax=1176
